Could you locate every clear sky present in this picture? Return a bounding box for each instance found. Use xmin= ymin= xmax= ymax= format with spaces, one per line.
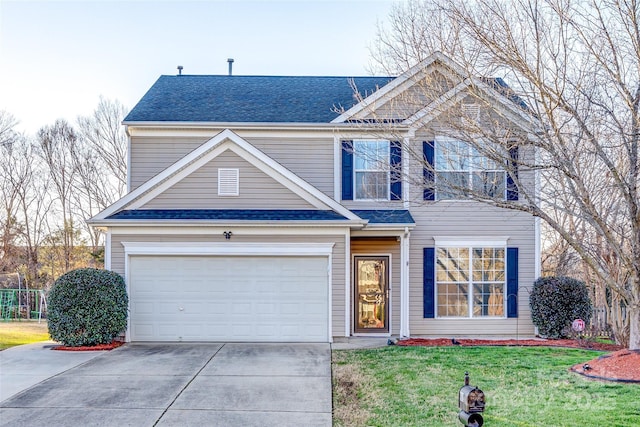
xmin=0 ymin=0 xmax=396 ymax=135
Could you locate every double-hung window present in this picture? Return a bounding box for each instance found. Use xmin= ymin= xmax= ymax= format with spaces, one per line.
xmin=436 ymin=246 xmax=506 ymax=317
xmin=435 ymin=137 xmax=506 ymax=200
xmin=354 ymin=140 xmax=390 ymax=200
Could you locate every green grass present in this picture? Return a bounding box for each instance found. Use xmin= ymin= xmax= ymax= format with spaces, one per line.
xmin=333 ymin=346 xmax=639 ymax=427
xmin=0 ymin=321 xmax=50 ymax=350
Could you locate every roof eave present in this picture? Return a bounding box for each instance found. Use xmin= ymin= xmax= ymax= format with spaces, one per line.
xmin=361 ymin=223 xmax=416 ymax=230
xmin=88 ymin=219 xmax=367 ymax=228
xmin=122 ymin=120 xmax=411 ymax=131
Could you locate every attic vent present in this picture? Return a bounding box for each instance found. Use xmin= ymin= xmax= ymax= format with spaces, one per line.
xmin=461 ymin=103 xmax=480 ymax=121
xmin=218 ymin=168 xmax=239 ymax=196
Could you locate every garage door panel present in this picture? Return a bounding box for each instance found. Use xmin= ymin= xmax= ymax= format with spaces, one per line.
xmin=129 ymin=255 xmax=329 ymax=342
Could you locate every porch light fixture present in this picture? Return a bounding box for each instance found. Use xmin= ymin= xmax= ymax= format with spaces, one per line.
xmin=223 ymin=231 xmax=233 ymax=240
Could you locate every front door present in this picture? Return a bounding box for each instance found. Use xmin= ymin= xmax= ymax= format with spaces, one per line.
xmin=354 ymin=256 xmax=389 ymax=333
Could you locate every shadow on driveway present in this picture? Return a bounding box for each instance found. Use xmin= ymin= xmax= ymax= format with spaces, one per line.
xmin=0 ymin=343 xmax=332 ymax=427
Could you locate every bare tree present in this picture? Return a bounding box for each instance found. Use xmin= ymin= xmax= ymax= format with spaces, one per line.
xmin=76 ymin=97 xmax=128 ymax=191
xmin=0 ymin=110 xmax=18 ymax=148
xmin=0 ymin=114 xmax=23 ymax=271
xmin=13 ymin=138 xmax=53 ymax=288
xmin=371 ymin=0 xmax=640 ymax=349
xmin=37 ymin=119 xmax=79 ymax=272
xmin=74 ymin=97 xmax=128 ymax=263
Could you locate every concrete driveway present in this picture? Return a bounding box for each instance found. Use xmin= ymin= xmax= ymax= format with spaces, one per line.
xmin=0 ymin=343 xmax=332 ymax=427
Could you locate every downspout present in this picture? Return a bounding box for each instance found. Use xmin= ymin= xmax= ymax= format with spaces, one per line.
xmin=125 ymin=125 xmax=132 ymax=193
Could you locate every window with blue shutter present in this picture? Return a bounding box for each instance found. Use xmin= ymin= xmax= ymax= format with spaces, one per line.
xmin=423 ymin=247 xmax=435 ymax=318
xmin=433 ymin=245 xmax=512 ymax=318
xmin=341 ymin=140 xmax=353 ymax=201
xmin=507 ymin=247 xmax=519 ymax=318
xmin=347 ymin=140 xmax=400 ymax=201
xmin=507 ymin=147 xmax=519 ymax=201
xmin=390 ymin=140 xmax=402 ymax=200
xmin=423 ymin=141 xmax=435 ymax=200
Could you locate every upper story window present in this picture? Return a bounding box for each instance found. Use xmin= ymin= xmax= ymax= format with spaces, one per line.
xmin=354 ymin=140 xmax=390 ymax=200
xmin=434 ymin=137 xmax=506 ymax=200
xmin=342 ymin=139 xmax=402 ymax=202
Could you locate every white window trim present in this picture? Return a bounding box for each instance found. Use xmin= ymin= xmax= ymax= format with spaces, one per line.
xmin=434 ymin=238 xmax=508 ymax=319
xmin=434 ymin=236 xmax=509 ymax=247
xmin=353 ymin=139 xmax=391 ymax=201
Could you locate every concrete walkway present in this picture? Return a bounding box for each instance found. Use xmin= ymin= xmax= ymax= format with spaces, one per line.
xmin=0 ymin=343 xmax=332 ymax=427
xmin=0 ymin=341 xmax=106 ymax=402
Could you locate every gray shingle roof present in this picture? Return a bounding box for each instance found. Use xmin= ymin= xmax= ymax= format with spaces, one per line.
xmin=105 ymin=209 xmax=414 ymax=224
xmin=106 ymin=209 xmax=349 ymax=221
xmin=352 ymin=210 xmax=415 ymax=225
xmin=124 ymin=75 xmax=394 ymax=123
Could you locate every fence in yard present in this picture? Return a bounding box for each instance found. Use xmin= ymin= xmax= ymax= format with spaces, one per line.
xmin=0 ymin=289 xmax=47 ymax=321
xmin=591 ymin=306 xmax=627 ymax=333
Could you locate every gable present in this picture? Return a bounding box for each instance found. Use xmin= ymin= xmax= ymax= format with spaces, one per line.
xmin=90 ymin=129 xmax=362 ymax=224
xmin=331 ymin=52 xmax=535 ymax=134
xmin=142 ymin=149 xmax=316 ymax=210
xmin=356 ymin=69 xmax=460 ymax=122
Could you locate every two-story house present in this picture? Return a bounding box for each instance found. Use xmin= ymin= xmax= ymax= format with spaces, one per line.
xmin=89 ymin=52 xmax=539 ymax=343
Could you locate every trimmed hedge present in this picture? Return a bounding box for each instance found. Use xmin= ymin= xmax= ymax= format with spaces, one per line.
xmin=48 ymin=268 xmax=128 ymax=347
xmin=529 ymin=276 xmax=592 ymax=339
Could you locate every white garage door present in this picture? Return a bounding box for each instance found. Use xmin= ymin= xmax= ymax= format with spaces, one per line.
xmin=129 ymin=255 xmax=329 ymax=342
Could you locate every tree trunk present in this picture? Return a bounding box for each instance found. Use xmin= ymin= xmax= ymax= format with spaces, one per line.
xmin=629 ymin=305 xmax=640 ymax=351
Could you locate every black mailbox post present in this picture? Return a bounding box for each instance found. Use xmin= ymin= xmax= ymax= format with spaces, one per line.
xmin=458 ymin=372 xmax=485 ymax=427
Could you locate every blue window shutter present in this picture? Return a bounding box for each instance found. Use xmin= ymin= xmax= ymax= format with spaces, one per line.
xmin=423 ymin=247 xmax=435 ymax=318
xmin=390 ymin=141 xmax=402 ymax=200
xmin=507 ymin=147 xmax=519 ymax=201
xmin=423 ymin=141 xmax=435 ymax=201
xmin=507 ymin=247 xmax=519 ymax=318
xmin=341 ymin=140 xmax=353 ymax=200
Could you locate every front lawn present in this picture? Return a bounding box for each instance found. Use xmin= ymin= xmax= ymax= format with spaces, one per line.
xmin=333 ymin=346 xmax=639 ymax=426
xmin=0 ymin=321 xmax=50 ymax=350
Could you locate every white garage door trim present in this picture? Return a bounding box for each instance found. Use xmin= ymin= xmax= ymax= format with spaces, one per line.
xmin=122 ymin=242 xmax=334 ymax=342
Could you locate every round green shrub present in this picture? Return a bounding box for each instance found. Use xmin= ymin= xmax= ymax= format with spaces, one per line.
xmin=529 ymin=276 xmax=592 ymax=339
xmin=48 ymin=268 xmax=128 ymax=347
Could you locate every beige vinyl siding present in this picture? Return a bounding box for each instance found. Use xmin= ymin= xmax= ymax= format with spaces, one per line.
xmin=362 ymin=71 xmax=457 ymax=121
xmin=245 ymin=136 xmax=335 ymax=197
xmin=130 ymin=136 xmax=210 ymax=190
xmin=129 ymin=134 xmax=335 ymax=197
xmin=407 ymin=204 xmax=536 ymax=336
xmin=404 ymin=132 xmax=537 ymax=335
xmin=351 ymin=238 xmax=401 ymax=336
xmin=341 ymin=200 xmax=406 ymax=211
xmin=109 ymin=230 xmax=348 ymax=339
xmin=142 ymin=150 xmax=315 ymax=210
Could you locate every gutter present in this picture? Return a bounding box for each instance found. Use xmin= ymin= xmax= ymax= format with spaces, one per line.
xmin=122 ymin=121 xmax=412 ymax=132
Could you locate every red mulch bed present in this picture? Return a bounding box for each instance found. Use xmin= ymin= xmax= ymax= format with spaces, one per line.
xmin=397 ymin=338 xmax=639 ymax=383
xmin=52 ymin=341 xmax=124 ymax=351
xmin=571 ymin=350 xmax=640 ymax=383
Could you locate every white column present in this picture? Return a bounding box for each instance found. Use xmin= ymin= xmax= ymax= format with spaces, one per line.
xmin=104 ymin=229 xmax=112 ymax=270
xmin=344 ymin=232 xmax=351 ymax=337
xmin=400 ymin=228 xmax=411 ymax=337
